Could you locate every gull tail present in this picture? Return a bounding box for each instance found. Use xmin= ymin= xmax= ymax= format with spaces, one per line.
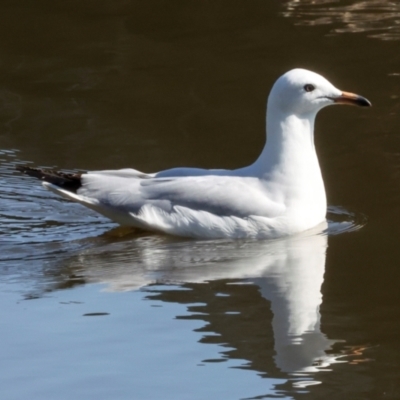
xmin=16 ymin=165 xmax=140 ymax=226
xmin=16 ymin=166 xmax=83 ymax=193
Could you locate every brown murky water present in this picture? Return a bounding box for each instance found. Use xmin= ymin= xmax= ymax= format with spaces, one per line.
xmin=1 ymin=1 xmax=400 ymax=399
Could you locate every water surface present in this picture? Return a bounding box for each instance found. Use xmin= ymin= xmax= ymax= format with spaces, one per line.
xmin=1 ymin=1 xmax=400 ymax=399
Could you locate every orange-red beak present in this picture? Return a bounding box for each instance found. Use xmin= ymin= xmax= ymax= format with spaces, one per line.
xmin=332 ymin=91 xmax=371 ymax=107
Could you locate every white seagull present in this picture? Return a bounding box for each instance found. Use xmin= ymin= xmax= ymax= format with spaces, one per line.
xmin=18 ymin=69 xmax=370 ymax=239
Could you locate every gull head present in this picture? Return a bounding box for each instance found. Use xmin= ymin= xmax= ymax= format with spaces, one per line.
xmin=268 ymin=68 xmax=371 ymax=116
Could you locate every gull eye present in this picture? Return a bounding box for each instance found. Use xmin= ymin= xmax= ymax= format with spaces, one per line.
xmin=304 ymin=84 xmax=315 ymax=92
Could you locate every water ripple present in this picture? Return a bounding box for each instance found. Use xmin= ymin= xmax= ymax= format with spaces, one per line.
xmin=282 ymin=0 xmax=400 ymax=41
xmin=326 ymin=205 xmax=367 ymax=235
xmin=0 ymin=150 xmax=115 ymax=273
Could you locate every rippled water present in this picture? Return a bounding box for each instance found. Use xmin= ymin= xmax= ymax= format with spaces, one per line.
xmin=282 ymin=0 xmax=400 ymax=41
xmin=2 ymin=1 xmax=400 ymax=399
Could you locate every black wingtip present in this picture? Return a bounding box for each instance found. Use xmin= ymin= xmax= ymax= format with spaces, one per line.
xmin=16 ymin=165 xmax=83 ymax=192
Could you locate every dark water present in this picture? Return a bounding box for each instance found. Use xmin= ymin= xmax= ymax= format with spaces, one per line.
xmin=1 ymin=1 xmax=400 ymax=399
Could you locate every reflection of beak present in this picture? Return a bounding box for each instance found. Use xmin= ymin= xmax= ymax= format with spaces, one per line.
xmin=331 ymin=91 xmax=371 ymax=107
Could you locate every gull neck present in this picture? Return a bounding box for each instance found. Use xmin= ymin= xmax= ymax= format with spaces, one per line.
xmin=251 ymin=106 xmax=319 ymax=178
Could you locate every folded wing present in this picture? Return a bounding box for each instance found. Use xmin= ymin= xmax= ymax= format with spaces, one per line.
xmin=43 ymin=171 xmax=285 ymax=238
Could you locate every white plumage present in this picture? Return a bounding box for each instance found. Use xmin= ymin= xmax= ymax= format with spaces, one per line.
xmin=42 ymin=68 xmax=370 ymax=239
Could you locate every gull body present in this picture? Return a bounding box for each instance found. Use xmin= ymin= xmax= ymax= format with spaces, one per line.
xmin=19 ymin=69 xmax=370 ymax=239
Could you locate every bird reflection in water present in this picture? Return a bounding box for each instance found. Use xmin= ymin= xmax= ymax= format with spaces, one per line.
xmin=46 ymin=219 xmax=369 ymax=392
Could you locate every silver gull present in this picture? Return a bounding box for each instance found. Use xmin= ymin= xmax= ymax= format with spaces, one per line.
xmin=17 ymin=69 xmax=371 ymax=239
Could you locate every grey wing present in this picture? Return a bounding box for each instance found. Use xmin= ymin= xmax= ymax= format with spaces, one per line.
xmin=78 ymin=173 xmax=284 ymax=218
xmin=137 ymin=176 xmax=284 ymax=218
xmin=88 ymin=168 xmax=155 ymax=179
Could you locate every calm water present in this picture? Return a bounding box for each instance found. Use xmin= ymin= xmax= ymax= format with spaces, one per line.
xmin=1 ymin=1 xmax=400 ymax=399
